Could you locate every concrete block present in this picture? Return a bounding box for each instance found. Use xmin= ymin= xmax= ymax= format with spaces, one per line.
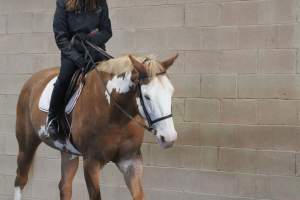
xmin=185 ymin=98 xmax=220 ymax=122
xmin=222 ymin=1 xmax=258 ymax=25
xmin=258 ymin=100 xmax=298 ymax=125
xmin=0 ymin=155 xmax=17 ymax=175
xmin=7 ymin=13 xmax=33 ymax=33
xmin=0 ymin=15 xmax=6 ymax=33
xmin=32 ymin=179 xmax=60 ymax=199
xmin=218 ymin=148 xmax=256 ymax=173
xmin=179 ymin=146 xmax=218 ymax=171
xmin=101 ymin=164 xmax=124 ymax=187
xmin=186 ymin=3 xmax=221 ymax=27
xmin=200 ymin=146 xmax=218 ymax=170
xmin=0 ymin=116 xmax=15 ymax=133
xmin=256 ymin=151 xmax=295 ymax=176
xmin=258 ymin=0 xmax=297 ymax=24
xmin=32 ymin=12 xmax=53 ymax=33
xmin=101 ymin=186 xmax=131 ymax=200
xmin=167 ymin=27 xmax=202 ymax=50
xmin=143 ymin=166 xmax=184 ymax=190
xmin=31 ymin=157 xmax=60 ymax=180
xmin=135 ymin=0 xmax=168 ymax=6
xmin=0 ymin=34 xmax=23 ymax=54
xmin=0 ymin=75 xmax=30 ymax=95
xmin=135 ymin=28 xmax=168 ymax=52
xmin=238 ymin=75 xmax=300 ymax=99
xmin=277 ymin=24 xmax=296 ymax=48
xmin=198 ymin=123 xmax=235 ymax=147
xmin=146 ymin=189 xmax=181 ymax=200
xmin=270 ymin=176 xmax=300 ymax=200
xmin=202 ymin=27 xmax=238 ymax=50
xmin=221 ymin=50 xmax=257 ymax=74
xmin=259 ymin=49 xmax=296 ymax=73
xmin=111 ymin=5 xmax=184 ymax=29
xmin=201 ymin=75 xmax=237 ymax=98
xmin=182 ymin=170 xmax=235 ymax=195
xmin=175 ymin=122 xmax=201 ymax=146
xmin=150 ymin=144 xmax=181 ymax=167
xmin=4 ymin=134 xmax=18 ymax=156
xmin=234 ymin=125 xmax=300 ymax=151
xmin=185 ymin=51 xmax=220 ymax=73
xmin=0 ymin=95 xmax=18 ymax=115
xmin=22 ymin=33 xmax=56 ymax=54
xmin=169 ymin=74 xmax=200 ymax=97
xmin=235 ymin=174 xmax=256 ymax=197
xmin=221 ymin=99 xmax=257 ymax=124
xmin=296 ymin=153 xmax=300 ymax=177
xmin=238 ymin=26 xmax=277 ymax=49
xmin=172 ymin=98 xmax=184 ymax=122
xmin=108 ymin=0 xmax=135 ymax=8
xmin=106 ymin=29 xmax=136 ymax=55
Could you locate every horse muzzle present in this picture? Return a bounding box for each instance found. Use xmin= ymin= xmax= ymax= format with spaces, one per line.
xmin=156 ymin=131 xmax=177 ymax=149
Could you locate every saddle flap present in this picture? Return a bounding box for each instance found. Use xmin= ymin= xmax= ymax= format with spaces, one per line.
xmin=38 ymin=76 xmax=83 ymax=114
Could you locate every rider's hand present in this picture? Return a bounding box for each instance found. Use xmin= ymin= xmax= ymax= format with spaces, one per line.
xmin=75 ymin=56 xmax=89 ymax=69
xmin=75 ymin=33 xmax=89 ymax=42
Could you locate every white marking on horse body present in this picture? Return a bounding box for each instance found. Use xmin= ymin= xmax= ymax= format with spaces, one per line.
xmin=14 ymin=187 xmax=21 ymax=200
xmin=118 ymin=160 xmax=133 ymax=172
xmin=118 ymin=159 xmax=141 ymax=174
xmin=105 ymin=71 xmax=134 ymax=104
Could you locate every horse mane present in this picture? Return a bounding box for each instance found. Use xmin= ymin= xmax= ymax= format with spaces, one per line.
xmin=96 ymin=55 xmax=164 ymax=78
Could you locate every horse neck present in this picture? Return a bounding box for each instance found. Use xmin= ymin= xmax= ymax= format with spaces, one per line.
xmin=90 ymin=70 xmax=139 ymax=124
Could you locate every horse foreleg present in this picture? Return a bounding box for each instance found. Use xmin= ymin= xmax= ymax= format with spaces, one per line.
xmin=59 ymin=152 xmax=79 ymax=200
xmin=117 ymin=153 xmax=144 ymax=200
xmin=83 ymin=158 xmax=101 ymax=200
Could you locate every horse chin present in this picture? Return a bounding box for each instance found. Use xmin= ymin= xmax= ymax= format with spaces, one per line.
xmin=156 ymin=137 xmax=174 ymax=149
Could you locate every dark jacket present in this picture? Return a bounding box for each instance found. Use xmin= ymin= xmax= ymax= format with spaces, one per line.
xmin=53 ymin=0 xmax=112 ymax=64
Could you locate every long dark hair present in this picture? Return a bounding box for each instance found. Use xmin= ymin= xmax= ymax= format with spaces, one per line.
xmin=66 ymin=0 xmax=100 ymax=12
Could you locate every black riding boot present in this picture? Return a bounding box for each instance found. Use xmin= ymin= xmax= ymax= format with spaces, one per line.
xmin=46 ymin=79 xmax=66 ymax=140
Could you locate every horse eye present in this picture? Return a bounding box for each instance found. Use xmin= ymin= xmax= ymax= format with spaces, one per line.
xmin=144 ymin=95 xmax=151 ymax=100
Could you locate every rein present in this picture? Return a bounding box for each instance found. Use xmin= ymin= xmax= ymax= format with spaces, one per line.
xmin=81 ymin=40 xmax=173 ymax=134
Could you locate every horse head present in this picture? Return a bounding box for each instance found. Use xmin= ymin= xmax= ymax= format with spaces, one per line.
xmin=129 ymin=54 xmax=179 ymax=149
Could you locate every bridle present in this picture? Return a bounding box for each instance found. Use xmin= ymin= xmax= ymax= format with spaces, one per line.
xmin=81 ymin=40 xmax=173 ymax=134
xmin=136 ymin=59 xmax=173 ymax=130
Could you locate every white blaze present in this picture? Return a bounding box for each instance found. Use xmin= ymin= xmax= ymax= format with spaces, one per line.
xmin=14 ymin=187 xmax=21 ymax=200
xmin=136 ymin=76 xmax=177 ymax=148
xmin=105 ymin=72 xmax=134 ymax=104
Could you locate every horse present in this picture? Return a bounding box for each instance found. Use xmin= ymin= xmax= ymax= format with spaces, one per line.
xmin=14 ymin=54 xmax=179 ymax=200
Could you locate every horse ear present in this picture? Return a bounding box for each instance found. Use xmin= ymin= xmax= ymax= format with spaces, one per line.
xmin=160 ymin=54 xmax=179 ymax=70
xmin=128 ymin=54 xmax=146 ymax=74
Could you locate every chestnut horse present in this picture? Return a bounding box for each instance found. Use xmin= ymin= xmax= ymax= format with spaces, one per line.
xmin=14 ymin=54 xmax=178 ymax=200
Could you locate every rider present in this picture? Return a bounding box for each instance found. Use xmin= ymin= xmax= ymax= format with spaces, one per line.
xmin=47 ymin=0 xmax=112 ymax=139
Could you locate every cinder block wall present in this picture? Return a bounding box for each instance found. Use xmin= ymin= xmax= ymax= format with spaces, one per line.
xmin=0 ymin=0 xmax=300 ymax=199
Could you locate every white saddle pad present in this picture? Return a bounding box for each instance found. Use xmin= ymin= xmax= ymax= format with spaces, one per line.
xmin=39 ymin=76 xmax=83 ymax=114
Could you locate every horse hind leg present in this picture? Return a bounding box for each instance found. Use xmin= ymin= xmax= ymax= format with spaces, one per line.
xmin=14 ymin=112 xmax=41 ymax=200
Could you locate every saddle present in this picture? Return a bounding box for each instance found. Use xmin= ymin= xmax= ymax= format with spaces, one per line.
xmin=38 ymin=40 xmax=113 ymax=155
xmin=39 ymin=68 xmax=87 ymax=139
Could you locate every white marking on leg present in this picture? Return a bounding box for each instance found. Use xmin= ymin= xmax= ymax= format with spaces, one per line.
xmin=105 ymin=71 xmax=134 ymax=104
xmin=14 ymin=187 xmax=22 ymax=200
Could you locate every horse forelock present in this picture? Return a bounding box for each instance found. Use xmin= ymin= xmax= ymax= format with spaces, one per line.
xmin=96 ymin=55 xmax=164 ymax=80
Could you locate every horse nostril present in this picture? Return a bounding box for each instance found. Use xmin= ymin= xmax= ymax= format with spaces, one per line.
xmin=160 ymin=136 xmax=166 ymax=143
